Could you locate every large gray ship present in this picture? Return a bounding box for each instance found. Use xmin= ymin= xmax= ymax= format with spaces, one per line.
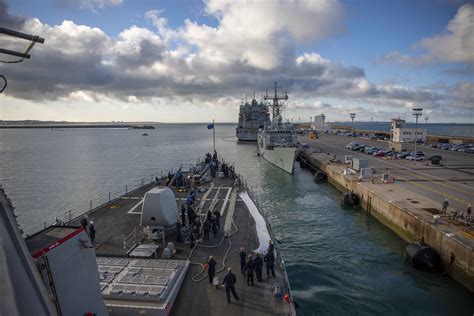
xmin=257 ymin=83 xmax=297 ymax=174
xmin=0 ymin=27 xmax=295 ymax=316
xmin=236 ymin=97 xmax=271 ymax=142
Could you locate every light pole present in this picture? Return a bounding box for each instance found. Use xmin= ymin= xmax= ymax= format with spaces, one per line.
xmin=412 ymin=108 xmax=423 ymax=165
xmin=350 ymin=113 xmax=356 ymax=136
xmin=370 ymin=117 xmax=373 ymax=135
xmin=321 ymin=113 xmax=326 ymax=132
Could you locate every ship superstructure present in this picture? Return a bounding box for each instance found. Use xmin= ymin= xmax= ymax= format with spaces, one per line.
xmin=236 ymin=97 xmax=271 ymax=141
xmin=257 ymin=82 xmax=297 ymax=174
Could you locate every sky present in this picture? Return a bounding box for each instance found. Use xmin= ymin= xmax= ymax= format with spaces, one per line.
xmin=0 ymin=0 xmax=473 ymax=123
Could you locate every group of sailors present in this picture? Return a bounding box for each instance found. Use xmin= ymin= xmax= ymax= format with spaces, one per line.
xmin=442 ymin=198 xmax=472 ymax=224
xmin=205 ymin=151 xmax=235 ymax=179
xmin=239 ymin=240 xmax=276 ymax=286
xmin=164 ymin=169 xmax=186 ymax=187
xmin=206 ymin=240 xmax=277 ymax=303
xmin=175 ymin=190 xmax=222 ymax=247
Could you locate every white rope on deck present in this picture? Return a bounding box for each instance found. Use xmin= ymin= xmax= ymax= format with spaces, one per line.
xmin=239 ymin=191 xmax=271 ymax=254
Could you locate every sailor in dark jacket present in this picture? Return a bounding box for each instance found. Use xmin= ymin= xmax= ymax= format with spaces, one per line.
xmin=267 ymin=240 xmax=275 ymax=253
xmin=245 ymin=255 xmax=255 ymax=285
xmin=203 ymin=218 xmax=211 ymax=240
xmin=88 ymin=221 xmax=96 ymax=244
xmin=207 ymin=255 xmax=217 ymax=284
xmin=254 ymin=253 xmax=263 ymax=281
xmin=222 ymin=268 xmax=239 ymax=303
xmin=176 ymin=220 xmax=183 ymax=242
xmin=264 ymin=251 xmax=275 ymax=278
xmin=80 ymin=215 xmax=88 ymax=234
xmin=187 ymin=206 xmax=197 ymax=226
xmin=211 ymin=215 xmax=218 ymax=237
xmin=213 ymin=209 xmax=221 ymax=230
xmin=239 ymin=247 xmax=246 ymax=275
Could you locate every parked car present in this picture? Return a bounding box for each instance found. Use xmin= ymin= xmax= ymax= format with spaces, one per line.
xmin=396 ymin=151 xmax=411 ymax=159
xmin=373 ymin=150 xmax=387 ymax=157
xmin=346 ymin=141 xmax=359 ymax=149
xmin=366 ymin=147 xmax=381 ymax=155
xmin=406 ymin=153 xmax=425 ymax=161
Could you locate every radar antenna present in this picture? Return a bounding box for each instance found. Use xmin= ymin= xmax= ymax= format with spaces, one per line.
xmin=264 ymin=81 xmax=288 ymax=126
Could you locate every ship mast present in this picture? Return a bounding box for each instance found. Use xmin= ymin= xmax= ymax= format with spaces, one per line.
xmin=264 ymin=81 xmax=288 ymax=127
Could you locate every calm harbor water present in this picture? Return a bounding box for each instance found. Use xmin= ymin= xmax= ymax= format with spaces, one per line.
xmin=0 ymin=123 xmax=473 ymax=315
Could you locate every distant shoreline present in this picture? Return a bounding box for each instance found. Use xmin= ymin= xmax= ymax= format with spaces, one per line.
xmin=0 ymin=123 xmax=155 ymax=129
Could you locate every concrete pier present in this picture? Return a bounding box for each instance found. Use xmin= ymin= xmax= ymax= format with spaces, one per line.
xmin=298 ymin=134 xmax=474 ymax=292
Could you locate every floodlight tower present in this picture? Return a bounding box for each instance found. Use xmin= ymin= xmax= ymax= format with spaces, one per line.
xmin=350 ymin=113 xmax=356 ymax=136
xmin=412 ymin=108 xmax=423 ymax=165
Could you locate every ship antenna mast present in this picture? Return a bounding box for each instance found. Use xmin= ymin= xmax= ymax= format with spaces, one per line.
xmin=264 ymin=81 xmax=288 ymax=124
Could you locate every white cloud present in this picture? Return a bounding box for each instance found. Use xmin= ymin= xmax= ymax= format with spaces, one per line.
xmin=0 ymin=0 xmax=472 ymax=123
xmin=418 ymin=4 xmax=474 ymax=65
xmin=378 ymin=4 xmax=474 ymax=68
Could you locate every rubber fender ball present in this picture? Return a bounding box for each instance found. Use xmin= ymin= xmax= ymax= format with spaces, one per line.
xmin=341 ymin=192 xmax=360 ymax=207
xmin=314 ymin=171 xmax=327 ymax=183
xmin=405 ymin=242 xmax=443 ymax=273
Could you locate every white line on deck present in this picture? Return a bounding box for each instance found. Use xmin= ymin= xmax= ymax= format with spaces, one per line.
xmin=127 ymin=200 xmax=143 ymax=214
xmin=220 ymin=187 xmax=232 ymax=216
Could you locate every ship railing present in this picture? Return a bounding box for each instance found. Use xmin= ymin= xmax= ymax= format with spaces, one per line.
xmin=34 ymin=160 xmax=206 ymax=235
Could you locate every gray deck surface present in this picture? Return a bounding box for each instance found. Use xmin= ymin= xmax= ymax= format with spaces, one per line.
xmin=65 ymin=174 xmax=293 ymax=315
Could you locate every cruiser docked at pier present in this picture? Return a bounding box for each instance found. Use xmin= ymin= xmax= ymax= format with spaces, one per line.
xmin=236 ymin=97 xmax=271 ymax=141
xmin=257 ymin=83 xmax=297 ymax=174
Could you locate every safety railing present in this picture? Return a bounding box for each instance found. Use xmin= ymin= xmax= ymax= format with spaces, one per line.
xmin=34 ymin=160 xmax=203 ymax=235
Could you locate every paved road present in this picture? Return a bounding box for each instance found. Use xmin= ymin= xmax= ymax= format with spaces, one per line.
xmin=300 ymin=134 xmax=474 ymax=213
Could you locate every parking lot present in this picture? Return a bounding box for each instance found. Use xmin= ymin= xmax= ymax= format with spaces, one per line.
xmin=300 ymin=133 xmax=474 ymax=215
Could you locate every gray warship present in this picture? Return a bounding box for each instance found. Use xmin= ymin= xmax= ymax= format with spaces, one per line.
xmin=257 ymin=83 xmax=297 ymax=174
xmin=236 ymin=97 xmax=271 ymax=142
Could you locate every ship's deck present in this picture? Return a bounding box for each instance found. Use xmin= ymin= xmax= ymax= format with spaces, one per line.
xmin=66 ymin=168 xmax=293 ymax=315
